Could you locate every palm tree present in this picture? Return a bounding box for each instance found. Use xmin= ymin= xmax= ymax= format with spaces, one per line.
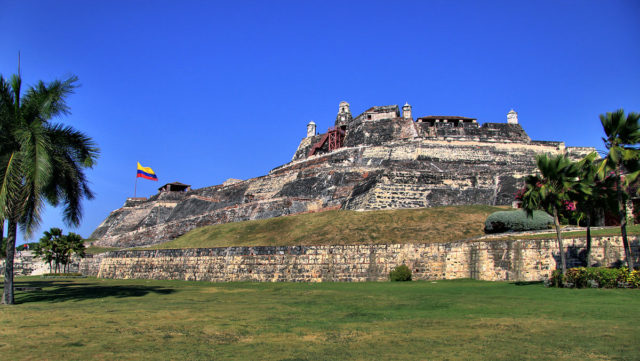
xmin=0 ymin=220 xmax=4 ymax=259
xmin=35 ymin=227 xmax=64 ymax=273
xmin=0 ymin=73 xmax=98 ymax=304
xmin=573 ymin=153 xmax=616 ymax=267
xmin=61 ymin=232 xmax=85 ymax=273
xmin=598 ymin=109 xmax=640 ymax=271
xmin=521 ymin=154 xmax=587 ymax=276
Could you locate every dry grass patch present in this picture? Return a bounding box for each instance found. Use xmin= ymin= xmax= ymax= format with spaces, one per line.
xmin=149 ymin=205 xmax=506 ymax=249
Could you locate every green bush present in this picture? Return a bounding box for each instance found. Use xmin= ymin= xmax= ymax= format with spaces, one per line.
xmin=389 ymin=264 xmax=412 ymax=282
xmin=548 ymin=267 xmax=639 ymax=288
xmin=484 ymin=210 xmax=553 ymax=233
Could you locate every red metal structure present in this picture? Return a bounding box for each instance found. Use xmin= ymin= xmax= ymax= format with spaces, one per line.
xmin=308 ymin=126 xmax=345 ymax=156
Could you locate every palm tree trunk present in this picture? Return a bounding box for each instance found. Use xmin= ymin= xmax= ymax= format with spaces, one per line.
xmin=553 ymin=208 xmax=567 ymax=276
xmin=0 ymin=219 xmax=4 ymax=257
xmin=2 ymin=219 xmax=18 ymax=305
xmin=616 ymin=171 xmax=635 ymax=270
xmin=586 ymin=215 xmax=592 ymax=267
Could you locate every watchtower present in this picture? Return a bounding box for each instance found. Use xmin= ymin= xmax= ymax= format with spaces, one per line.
xmin=306 ymin=121 xmax=316 ymax=138
xmin=507 ymin=109 xmax=518 ymax=124
xmin=335 ymin=101 xmax=353 ymax=127
xmin=402 ymin=102 xmax=412 ymax=120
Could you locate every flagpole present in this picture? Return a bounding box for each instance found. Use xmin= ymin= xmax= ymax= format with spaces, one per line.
xmin=134 ymin=173 xmax=138 ymax=198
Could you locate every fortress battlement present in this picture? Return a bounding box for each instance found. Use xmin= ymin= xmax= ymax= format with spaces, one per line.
xmin=91 ymin=102 xmax=595 ymax=248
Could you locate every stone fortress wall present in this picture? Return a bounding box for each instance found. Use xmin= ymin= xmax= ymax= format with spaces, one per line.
xmin=90 ymin=102 xmax=597 ymax=249
xmin=0 ymin=251 xmax=81 ymax=276
xmin=85 ymin=236 xmax=638 ymax=282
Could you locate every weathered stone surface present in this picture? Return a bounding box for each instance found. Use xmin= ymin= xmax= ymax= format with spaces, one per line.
xmin=91 ymin=104 xmax=596 ymax=248
xmin=0 ymin=251 xmax=82 ymax=276
xmin=84 ymin=236 xmax=639 ymax=282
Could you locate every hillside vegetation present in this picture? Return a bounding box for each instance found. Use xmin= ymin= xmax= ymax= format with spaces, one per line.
xmin=148 ymin=205 xmax=507 ymax=249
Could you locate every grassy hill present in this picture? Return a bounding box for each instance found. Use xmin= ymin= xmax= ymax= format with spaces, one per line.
xmin=146 ymin=205 xmax=507 ymax=249
xmin=83 ymin=204 xmax=640 ymax=253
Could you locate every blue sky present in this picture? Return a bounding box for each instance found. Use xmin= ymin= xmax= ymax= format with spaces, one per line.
xmin=1 ymin=0 xmax=639 ymax=243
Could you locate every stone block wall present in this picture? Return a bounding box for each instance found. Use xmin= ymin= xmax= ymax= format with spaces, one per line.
xmin=87 ymin=236 xmax=639 ymax=283
xmin=0 ymin=251 xmax=81 ymax=276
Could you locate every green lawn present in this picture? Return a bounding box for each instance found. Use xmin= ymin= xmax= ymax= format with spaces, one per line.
xmin=1 ymin=277 xmax=638 ymax=360
xmin=147 ymin=205 xmax=507 ymax=249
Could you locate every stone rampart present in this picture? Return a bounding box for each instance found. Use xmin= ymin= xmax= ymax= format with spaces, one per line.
xmin=88 ymin=236 xmax=639 ymax=282
xmin=0 ymin=251 xmax=81 ymax=276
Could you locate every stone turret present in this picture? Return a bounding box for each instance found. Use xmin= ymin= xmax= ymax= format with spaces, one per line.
xmin=507 ymin=109 xmax=518 ymax=124
xmin=402 ymin=102 xmax=412 ymax=120
xmin=335 ymin=101 xmax=353 ymax=127
xmin=306 ymin=121 xmax=316 ymax=138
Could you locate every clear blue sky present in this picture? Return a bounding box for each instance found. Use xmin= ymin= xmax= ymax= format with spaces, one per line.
xmin=1 ymin=0 xmax=639 ymax=243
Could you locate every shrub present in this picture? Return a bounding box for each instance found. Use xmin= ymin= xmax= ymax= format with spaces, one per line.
xmin=389 ymin=264 xmax=412 ymax=282
xmin=627 ymin=270 xmax=640 ymax=288
xmin=484 ymin=210 xmax=553 ymax=233
xmin=547 ymin=267 xmax=638 ymax=288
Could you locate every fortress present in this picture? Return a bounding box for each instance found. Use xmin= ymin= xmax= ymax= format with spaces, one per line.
xmin=91 ymin=102 xmax=595 ymax=248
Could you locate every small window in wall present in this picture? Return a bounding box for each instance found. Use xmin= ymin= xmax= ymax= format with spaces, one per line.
xmin=367 ymin=114 xmax=372 ymax=120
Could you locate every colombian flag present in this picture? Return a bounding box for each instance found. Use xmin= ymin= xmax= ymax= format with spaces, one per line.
xmin=137 ymin=162 xmax=158 ymax=181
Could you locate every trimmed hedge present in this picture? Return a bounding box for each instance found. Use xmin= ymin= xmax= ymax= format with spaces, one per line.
xmin=484 ymin=209 xmax=553 ymax=233
xmin=547 ymin=267 xmax=640 ymax=288
xmin=389 ymin=264 xmax=412 ymax=282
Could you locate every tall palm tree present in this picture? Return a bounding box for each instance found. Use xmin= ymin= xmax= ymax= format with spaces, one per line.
xmin=0 ymin=73 xmax=98 ymax=304
xmin=598 ymin=109 xmax=640 ymax=271
xmin=574 ymin=152 xmax=616 ymax=267
xmin=521 ymin=154 xmax=587 ymax=276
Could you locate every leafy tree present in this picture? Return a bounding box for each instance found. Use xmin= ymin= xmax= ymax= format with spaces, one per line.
xmin=598 ymin=109 xmax=640 ymax=270
xmin=520 ymin=154 xmax=588 ymax=276
xmin=0 ymin=73 xmax=98 ymax=304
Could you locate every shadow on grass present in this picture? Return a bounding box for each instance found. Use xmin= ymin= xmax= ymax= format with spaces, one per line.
xmin=8 ymin=279 xmax=175 ymax=304
xmin=513 ymin=281 xmax=544 ymax=286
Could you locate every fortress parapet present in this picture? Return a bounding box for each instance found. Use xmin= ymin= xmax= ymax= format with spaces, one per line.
xmin=124 ymin=197 xmax=147 ymax=207
xmin=294 ymin=103 xmax=537 ymax=160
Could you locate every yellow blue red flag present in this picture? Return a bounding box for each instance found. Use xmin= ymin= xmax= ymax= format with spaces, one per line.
xmin=136 ymin=162 xmax=158 ymax=181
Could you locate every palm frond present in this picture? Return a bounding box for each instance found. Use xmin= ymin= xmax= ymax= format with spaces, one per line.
xmin=21 ymin=75 xmax=78 ymax=123
xmin=0 ymin=152 xmax=23 ymax=221
xmin=17 ymin=120 xmax=52 ymax=236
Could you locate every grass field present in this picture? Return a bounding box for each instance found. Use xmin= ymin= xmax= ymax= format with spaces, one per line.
xmin=145 ymin=205 xmax=507 ymax=249
xmin=1 ymin=277 xmax=639 ymax=360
